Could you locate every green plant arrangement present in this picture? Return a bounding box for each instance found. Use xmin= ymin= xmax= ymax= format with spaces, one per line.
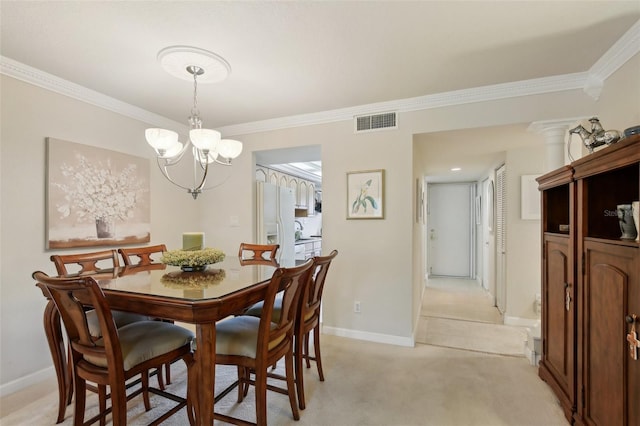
xmin=161 ymin=268 xmax=226 ymax=289
xmin=160 ymin=248 xmax=225 ymax=270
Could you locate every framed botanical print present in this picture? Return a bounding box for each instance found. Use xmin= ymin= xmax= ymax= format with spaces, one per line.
xmin=347 ymin=169 xmax=385 ymax=220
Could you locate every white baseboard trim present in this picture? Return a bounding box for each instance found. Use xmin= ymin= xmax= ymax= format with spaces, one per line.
xmin=0 ymin=366 xmax=54 ymax=397
xmin=504 ymin=315 xmax=541 ymax=328
xmin=323 ymin=326 xmax=414 ymax=347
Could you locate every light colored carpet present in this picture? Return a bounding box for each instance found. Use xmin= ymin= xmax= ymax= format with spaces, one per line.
xmin=2 ymin=281 xmax=560 ymax=425
xmin=416 ymin=317 xmax=527 ymax=357
xmin=1 ymin=334 xmax=567 ymax=426
xmin=421 ymin=278 xmax=502 ymax=324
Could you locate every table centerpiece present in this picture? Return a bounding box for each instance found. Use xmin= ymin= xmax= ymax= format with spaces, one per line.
xmin=160 ymin=247 xmax=225 ymax=272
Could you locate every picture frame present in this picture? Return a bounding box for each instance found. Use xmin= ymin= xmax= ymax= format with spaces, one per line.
xmin=521 ymin=174 xmax=541 ymax=220
xmin=347 ymin=169 xmax=385 ymax=219
xmin=46 ymin=137 xmax=151 ymax=249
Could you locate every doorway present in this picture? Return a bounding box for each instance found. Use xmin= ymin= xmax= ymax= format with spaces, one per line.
xmin=426 ymin=182 xmax=475 ymax=278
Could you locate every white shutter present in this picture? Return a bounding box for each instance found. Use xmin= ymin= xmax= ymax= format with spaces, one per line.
xmin=496 ymin=165 xmax=507 ymax=254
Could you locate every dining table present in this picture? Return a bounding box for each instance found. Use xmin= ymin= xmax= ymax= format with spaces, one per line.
xmin=41 ymin=255 xmax=293 ymax=426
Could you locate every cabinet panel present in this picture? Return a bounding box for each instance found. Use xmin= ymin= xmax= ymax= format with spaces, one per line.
xmin=539 ymin=234 xmax=575 ymax=422
xmin=579 ymin=241 xmax=639 ymax=426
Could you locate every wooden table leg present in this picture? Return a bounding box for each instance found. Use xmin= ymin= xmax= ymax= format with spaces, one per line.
xmin=194 ymin=323 xmax=216 ymax=425
xmin=43 ymin=301 xmax=71 ymax=424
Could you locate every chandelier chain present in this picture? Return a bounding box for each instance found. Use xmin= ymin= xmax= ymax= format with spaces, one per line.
xmin=189 ymin=66 xmax=202 ymax=129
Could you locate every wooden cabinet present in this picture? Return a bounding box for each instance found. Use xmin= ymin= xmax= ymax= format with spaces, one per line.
xmin=538 ymin=166 xmax=576 ymax=423
xmin=538 ymin=135 xmax=640 ymax=426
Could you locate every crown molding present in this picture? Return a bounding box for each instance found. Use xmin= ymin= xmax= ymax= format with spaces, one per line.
xmin=218 ymin=73 xmax=588 ymax=136
xmin=0 ymin=55 xmax=186 ymax=131
xmin=588 ymin=19 xmax=640 ymax=83
xmin=2 ymin=20 xmax=638 ymax=136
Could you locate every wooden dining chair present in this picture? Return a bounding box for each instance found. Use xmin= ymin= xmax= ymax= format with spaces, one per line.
xmin=238 ymin=243 xmax=280 ymax=262
xmin=244 ymin=249 xmax=338 ymax=409
xmin=118 ymin=244 xmax=167 ymax=266
xmin=212 ymin=259 xmax=314 ymax=426
xmin=48 ymin=250 xmax=156 ymax=422
xmin=118 ymin=244 xmax=180 ymax=386
xmin=33 ymin=271 xmax=194 ymax=426
xmin=51 ymin=249 xmax=121 ymax=276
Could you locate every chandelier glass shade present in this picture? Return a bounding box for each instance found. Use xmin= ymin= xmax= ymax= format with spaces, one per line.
xmin=145 ymin=47 xmax=243 ymax=199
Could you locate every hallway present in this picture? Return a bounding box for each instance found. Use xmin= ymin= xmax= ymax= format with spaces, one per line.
xmin=416 ymin=277 xmax=528 ymax=357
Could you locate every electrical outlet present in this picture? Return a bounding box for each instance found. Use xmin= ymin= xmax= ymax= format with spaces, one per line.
xmin=354 ymin=301 xmax=361 ymax=313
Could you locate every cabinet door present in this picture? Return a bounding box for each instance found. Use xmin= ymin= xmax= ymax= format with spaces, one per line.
xmin=268 ymin=170 xmax=280 ymax=186
xmin=539 ymin=234 xmax=575 ymax=422
xmin=298 ymin=180 xmax=308 ymax=209
xmin=288 ymin=177 xmax=298 ymax=205
xmin=308 ymin=183 xmax=316 ymax=215
xmin=256 ymin=167 xmax=268 ymax=182
xmin=578 ymin=241 xmax=639 ymax=426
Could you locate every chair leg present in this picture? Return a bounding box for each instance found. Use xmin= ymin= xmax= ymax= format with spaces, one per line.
xmin=74 ymin=376 xmax=87 ymax=426
xmin=255 ymin=365 xmax=269 ymax=426
xmin=165 ymin=361 xmax=172 ymax=385
xmin=110 ymin=382 xmax=127 ymax=426
xmin=98 ymin=385 xmax=107 ymax=426
xmin=156 ymin=366 xmax=165 ymax=390
xmin=313 ymin=325 xmax=325 ymax=381
xmin=185 ymin=355 xmax=198 ymax=425
xmin=236 ymin=366 xmax=246 ymax=403
xmin=142 ymin=371 xmax=151 ymax=411
xmin=285 ymin=351 xmax=300 ymax=421
xmin=304 ymin=332 xmax=311 ymax=369
xmin=43 ymin=302 xmax=71 ymax=424
xmin=294 ymin=332 xmax=306 ymax=410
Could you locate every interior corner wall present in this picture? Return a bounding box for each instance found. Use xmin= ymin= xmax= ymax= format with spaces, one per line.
xmin=0 ymin=75 xmax=197 ymax=392
xmin=595 ymin=52 xmax=640 ymax=132
xmin=504 ymin=143 xmax=545 ymax=323
xmin=214 ymin=122 xmax=417 ymax=345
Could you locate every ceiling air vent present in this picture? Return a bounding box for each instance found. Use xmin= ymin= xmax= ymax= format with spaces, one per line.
xmin=355 ymin=112 xmax=397 ymax=133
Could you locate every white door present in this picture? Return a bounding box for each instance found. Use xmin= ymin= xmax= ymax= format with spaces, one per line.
xmin=427 ymin=182 xmax=473 ymax=278
xmin=482 ymin=178 xmax=496 ymax=299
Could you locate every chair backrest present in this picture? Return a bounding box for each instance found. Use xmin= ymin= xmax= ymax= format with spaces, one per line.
xmin=258 ymin=259 xmax=314 ymax=357
xmin=302 ymin=250 xmax=338 ymax=325
xmin=238 ymin=243 xmax=280 ymax=262
xmin=50 ymin=250 xmax=120 ymax=276
xmin=118 ymin=244 xmax=167 ymax=266
xmin=32 ymin=271 xmax=123 ymax=370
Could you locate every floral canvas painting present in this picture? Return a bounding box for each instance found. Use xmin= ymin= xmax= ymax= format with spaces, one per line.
xmin=347 ymin=169 xmax=385 ymax=219
xmin=46 ymin=138 xmax=150 ymax=248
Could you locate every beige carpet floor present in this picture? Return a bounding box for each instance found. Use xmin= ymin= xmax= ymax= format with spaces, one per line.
xmin=1 ymin=335 xmax=566 ymax=426
xmin=1 ymin=280 xmax=564 ymax=425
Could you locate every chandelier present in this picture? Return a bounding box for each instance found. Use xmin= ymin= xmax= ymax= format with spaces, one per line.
xmin=145 ymin=46 xmax=243 ymax=199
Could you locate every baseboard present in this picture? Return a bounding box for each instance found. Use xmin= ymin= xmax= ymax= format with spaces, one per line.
xmin=0 ymin=366 xmax=54 ymax=397
xmin=322 ymin=325 xmax=414 ymax=347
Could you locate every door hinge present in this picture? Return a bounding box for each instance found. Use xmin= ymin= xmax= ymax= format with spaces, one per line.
xmin=581 ymin=252 xmax=585 ymax=276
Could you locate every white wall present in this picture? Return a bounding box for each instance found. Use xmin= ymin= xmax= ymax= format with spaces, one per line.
xmin=1 ymin=53 xmax=638 ymax=395
xmin=0 ymin=76 xmax=196 ymax=392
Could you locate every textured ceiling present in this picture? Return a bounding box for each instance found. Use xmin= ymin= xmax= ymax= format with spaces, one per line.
xmin=1 ymin=2 xmax=638 ymax=182
xmin=2 ymin=1 xmax=638 ymax=129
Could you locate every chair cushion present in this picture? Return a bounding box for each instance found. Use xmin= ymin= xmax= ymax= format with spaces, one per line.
xmin=86 ymin=310 xmax=151 ymax=338
xmin=85 ymin=321 xmax=194 ymax=371
xmin=215 ymin=316 xmax=282 ymax=358
xmin=243 ymin=293 xmax=283 ymax=322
